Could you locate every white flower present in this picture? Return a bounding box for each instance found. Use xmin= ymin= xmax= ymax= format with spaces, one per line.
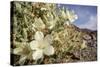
xmin=61 ymin=10 xmax=67 ymax=19
xmin=30 ymin=31 xmax=54 ymax=60
xmin=66 ymin=10 xmax=78 ymax=23
xmin=64 ymin=10 xmax=78 ymax=26
xmin=48 ymin=19 xmax=57 ymax=29
xmin=32 ymin=18 xmax=45 ymax=31
xmin=13 ymin=42 xmax=32 ymax=64
xmin=43 ymin=13 xmax=57 ymax=29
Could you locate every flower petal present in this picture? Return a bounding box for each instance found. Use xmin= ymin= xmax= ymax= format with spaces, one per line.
xmin=32 ymin=49 xmax=43 ymax=60
xmin=30 ymin=41 xmax=38 ymax=50
xmin=33 ymin=18 xmax=45 ymax=30
xmin=44 ymin=35 xmax=53 ymax=44
xmin=44 ymin=46 xmax=54 ymax=56
xmin=66 ymin=10 xmax=78 ymax=23
xmin=13 ymin=47 xmax=23 ymax=55
xmin=35 ymin=31 xmax=44 ymax=41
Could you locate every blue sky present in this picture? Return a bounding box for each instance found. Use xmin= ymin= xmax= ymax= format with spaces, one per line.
xmin=57 ymin=4 xmax=97 ymax=31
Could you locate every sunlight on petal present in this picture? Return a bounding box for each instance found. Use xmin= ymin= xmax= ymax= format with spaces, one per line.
xmin=44 ymin=46 xmax=54 ymax=56
xmin=13 ymin=47 xmax=23 ymax=55
xmin=30 ymin=41 xmax=38 ymax=50
xmin=44 ymin=35 xmax=53 ymax=44
xmin=32 ymin=49 xmax=43 ymax=60
xmin=35 ymin=31 xmax=44 ymax=41
xmin=33 ymin=18 xmax=45 ymax=30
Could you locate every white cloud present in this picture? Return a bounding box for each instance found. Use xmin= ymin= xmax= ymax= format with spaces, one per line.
xmin=78 ymin=15 xmax=97 ymax=30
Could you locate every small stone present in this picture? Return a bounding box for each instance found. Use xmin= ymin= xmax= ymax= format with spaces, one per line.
xmin=83 ymin=34 xmax=91 ymax=40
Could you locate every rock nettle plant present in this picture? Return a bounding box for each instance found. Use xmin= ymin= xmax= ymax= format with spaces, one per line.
xmin=11 ymin=1 xmax=97 ymax=66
